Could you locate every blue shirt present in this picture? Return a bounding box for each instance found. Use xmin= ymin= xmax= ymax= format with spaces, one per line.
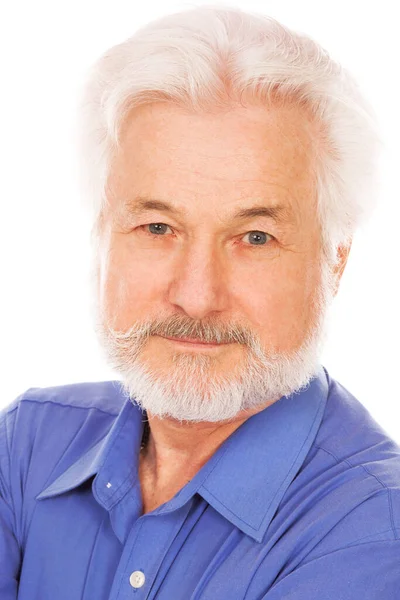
xmin=1 ymin=366 xmax=400 ymax=599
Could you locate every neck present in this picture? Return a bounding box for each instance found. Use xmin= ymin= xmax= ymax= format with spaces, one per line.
xmin=140 ymin=399 xmax=276 ymax=483
xmin=138 ymin=400 xmax=277 ymax=514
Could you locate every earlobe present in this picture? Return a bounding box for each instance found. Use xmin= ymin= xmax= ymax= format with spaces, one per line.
xmin=332 ymin=242 xmax=352 ymax=296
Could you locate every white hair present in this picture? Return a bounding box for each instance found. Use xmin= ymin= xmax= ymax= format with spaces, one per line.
xmin=75 ymin=4 xmax=382 ymax=266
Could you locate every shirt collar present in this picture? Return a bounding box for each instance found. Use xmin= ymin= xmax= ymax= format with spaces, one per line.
xmin=37 ymin=366 xmax=328 ymax=542
xmin=197 ymin=366 xmax=328 ymax=541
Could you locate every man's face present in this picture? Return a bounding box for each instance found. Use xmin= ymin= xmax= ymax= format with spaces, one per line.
xmin=94 ymin=101 xmax=331 ymax=422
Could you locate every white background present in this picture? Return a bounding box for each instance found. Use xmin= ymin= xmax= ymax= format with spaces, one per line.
xmin=1 ymin=1 xmax=399 ymax=440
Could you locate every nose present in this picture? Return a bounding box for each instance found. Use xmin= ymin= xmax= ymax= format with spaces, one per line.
xmin=167 ymin=240 xmax=229 ymax=320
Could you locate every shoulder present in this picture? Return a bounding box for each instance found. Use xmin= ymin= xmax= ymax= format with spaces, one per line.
xmin=0 ymin=379 xmax=126 ymax=464
xmin=314 ymin=373 xmax=400 ymax=492
xmin=0 ymin=380 xmax=127 ymax=543
xmin=0 ymin=378 xmax=127 ymax=462
xmin=290 ymin=372 xmax=400 ymax=563
xmin=1 ymin=379 xmax=126 ymax=416
xmin=268 ymin=371 xmax=400 ymax=596
xmin=0 ymin=379 xmax=126 ymax=443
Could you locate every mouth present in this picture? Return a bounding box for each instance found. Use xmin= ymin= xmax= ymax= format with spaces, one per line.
xmin=158 ymin=335 xmax=230 ymax=348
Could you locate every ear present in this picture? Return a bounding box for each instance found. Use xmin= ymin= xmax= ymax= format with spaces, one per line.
xmin=332 ymin=242 xmax=352 ymax=296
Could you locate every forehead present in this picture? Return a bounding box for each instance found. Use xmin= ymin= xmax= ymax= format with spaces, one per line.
xmin=107 ymin=101 xmax=317 ymax=217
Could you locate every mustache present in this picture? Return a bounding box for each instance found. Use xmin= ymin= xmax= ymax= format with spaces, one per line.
xmin=104 ymin=313 xmax=254 ymax=346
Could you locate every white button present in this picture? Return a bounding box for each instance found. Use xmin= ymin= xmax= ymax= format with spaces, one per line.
xmin=129 ymin=570 xmax=145 ymax=589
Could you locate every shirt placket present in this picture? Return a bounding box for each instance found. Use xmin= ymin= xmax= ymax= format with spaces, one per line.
xmin=108 ymin=500 xmax=194 ymax=600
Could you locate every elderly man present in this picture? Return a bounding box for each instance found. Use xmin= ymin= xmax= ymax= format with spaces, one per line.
xmin=1 ymin=5 xmax=399 ymax=600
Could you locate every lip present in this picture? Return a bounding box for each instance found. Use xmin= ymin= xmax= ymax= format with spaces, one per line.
xmin=159 ymin=335 xmax=229 ymax=347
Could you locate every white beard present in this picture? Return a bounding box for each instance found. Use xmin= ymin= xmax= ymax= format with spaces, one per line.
xmin=92 ymin=261 xmax=334 ymax=423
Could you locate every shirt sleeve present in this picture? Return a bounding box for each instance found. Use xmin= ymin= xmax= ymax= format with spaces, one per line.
xmin=262 ymin=540 xmax=400 ymax=600
xmin=0 ymin=407 xmax=21 ymax=599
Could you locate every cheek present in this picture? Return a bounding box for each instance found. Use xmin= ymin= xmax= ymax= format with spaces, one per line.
xmin=100 ymin=244 xmax=169 ymax=327
xmin=232 ymin=259 xmax=320 ymax=349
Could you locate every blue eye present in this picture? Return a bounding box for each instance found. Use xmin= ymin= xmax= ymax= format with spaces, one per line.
xmin=146 ymin=223 xmax=172 ymax=235
xmin=243 ymin=231 xmax=272 ymax=245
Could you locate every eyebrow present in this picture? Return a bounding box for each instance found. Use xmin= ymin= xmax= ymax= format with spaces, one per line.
xmin=125 ymin=197 xmax=292 ymax=224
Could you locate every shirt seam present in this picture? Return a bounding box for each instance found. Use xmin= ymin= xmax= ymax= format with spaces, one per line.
xmin=361 ymin=463 xmax=398 ymax=540
xmin=14 ymin=397 xmax=121 ymax=417
xmin=0 ymin=410 xmax=20 ymax=547
xmin=260 ymin=537 xmax=400 ymax=596
xmin=296 ymin=537 xmax=400 ymax=570
xmin=244 ymin=536 xmax=400 ymax=600
xmin=333 ymin=527 xmax=398 ymax=546
xmin=388 ymin=488 xmax=398 ymax=539
xmin=314 ymin=444 xmax=397 ymax=539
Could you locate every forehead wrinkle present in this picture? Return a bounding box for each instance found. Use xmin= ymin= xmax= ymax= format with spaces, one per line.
xmin=124 ymin=196 xmax=294 ymax=226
